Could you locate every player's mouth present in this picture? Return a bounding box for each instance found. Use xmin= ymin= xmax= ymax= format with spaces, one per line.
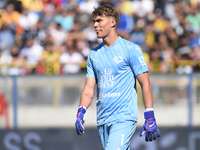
xmin=96 ymin=29 xmax=102 ymax=34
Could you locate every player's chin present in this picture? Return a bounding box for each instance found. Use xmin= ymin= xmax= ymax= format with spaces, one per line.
xmin=96 ymin=33 xmax=104 ymax=38
xmin=97 ymin=34 xmax=103 ymax=38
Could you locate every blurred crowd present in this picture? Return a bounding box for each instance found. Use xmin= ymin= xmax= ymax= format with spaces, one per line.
xmin=0 ymin=0 xmax=200 ymax=75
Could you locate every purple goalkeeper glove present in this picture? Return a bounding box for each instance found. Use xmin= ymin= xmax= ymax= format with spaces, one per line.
xmin=139 ymin=111 xmax=160 ymax=142
xmin=75 ymin=106 xmax=86 ymax=135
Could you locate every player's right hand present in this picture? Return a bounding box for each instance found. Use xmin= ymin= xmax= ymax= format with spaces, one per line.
xmin=139 ymin=111 xmax=160 ymax=142
xmin=75 ymin=106 xmax=86 ymax=135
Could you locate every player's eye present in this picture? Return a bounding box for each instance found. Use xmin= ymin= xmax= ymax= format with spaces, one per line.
xmin=93 ymin=19 xmax=102 ymax=24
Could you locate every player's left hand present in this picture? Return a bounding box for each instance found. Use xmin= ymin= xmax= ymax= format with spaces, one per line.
xmin=75 ymin=106 xmax=86 ymax=135
xmin=139 ymin=111 xmax=160 ymax=142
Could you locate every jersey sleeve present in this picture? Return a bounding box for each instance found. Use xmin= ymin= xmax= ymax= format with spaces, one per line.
xmin=86 ymin=51 xmax=95 ymax=78
xmin=129 ymin=44 xmax=148 ymax=76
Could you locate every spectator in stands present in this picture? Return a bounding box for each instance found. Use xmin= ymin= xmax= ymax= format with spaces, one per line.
xmin=0 ymin=0 xmax=199 ymax=75
xmin=9 ymin=45 xmax=26 ymax=75
xmin=154 ymin=9 xmax=167 ymax=33
xmin=120 ymin=0 xmax=134 ymax=16
xmin=0 ymin=47 xmax=12 ymax=73
xmin=48 ymin=22 xmax=67 ymax=45
xmin=43 ymin=33 xmax=55 ymax=46
xmin=188 ymin=31 xmax=200 ymax=48
xmin=116 ymin=12 xmax=134 ymax=33
xmin=163 ymin=46 xmax=179 ymax=73
xmin=43 ymin=0 xmax=63 ymax=16
xmin=7 ymin=0 xmax=23 ymax=13
xmin=164 ymin=19 xmax=179 ymax=50
xmin=173 ymin=0 xmax=191 ymax=34
xmin=43 ymin=0 xmax=62 ymax=8
xmin=0 ymin=22 xmax=15 ymax=50
xmin=19 ymin=7 xmax=39 ymax=31
xmin=74 ymin=5 xmax=92 ymax=31
xmin=1 ymin=3 xmax=20 ymax=29
xmin=20 ymin=36 xmax=44 ymax=73
xmin=116 ymin=2 xmax=134 ymax=34
xmin=149 ymin=49 xmax=167 ymax=74
xmin=10 ymin=45 xmax=25 ymax=64
xmin=176 ymin=35 xmax=193 ymax=60
xmin=76 ymin=38 xmax=90 ymax=60
xmin=59 ymin=45 xmax=84 ymax=74
xmin=186 ymin=6 xmax=200 ymax=33
xmin=14 ymin=26 xmax=24 ymax=49
xmin=39 ymin=4 xmax=55 ymax=30
xmin=20 ymin=0 xmax=43 ymax=14
xmin=54 ymin=6 xmax=74 ymax=31
xmin=164 ymin=1 xmax=179 ymax=29
xmin=144 ymin=22 xmax=156 ymax=50
xmin=31 ymin=20 xmax=47 ymax=46
xmin=132 ymin=0 xmax=154 ymax=18
xmin=79 ymin=0 xmax=99 ymax=14
xmin=37 ymin=42 xmax=61 ymax=75
xmin=157 ymin=33 xmax=169 ymax=51
xmin=130 ymin=21 xmax=145 ymax=46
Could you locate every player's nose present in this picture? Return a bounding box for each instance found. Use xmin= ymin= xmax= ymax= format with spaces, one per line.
xmin=94 ymin=22 xmax=98 ymax=28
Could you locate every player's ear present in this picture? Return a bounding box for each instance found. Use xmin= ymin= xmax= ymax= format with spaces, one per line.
xmin=111 ymin=18 xmax=116 ymax=28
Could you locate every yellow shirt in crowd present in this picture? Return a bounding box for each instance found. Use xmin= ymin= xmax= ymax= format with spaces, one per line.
xmin=19 ymin=0 xmax=43 ymax=12
xmin=1 ymin=10 xmax=20 ymax=25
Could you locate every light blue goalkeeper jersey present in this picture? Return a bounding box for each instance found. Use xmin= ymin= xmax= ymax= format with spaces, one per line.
xmin=86 ymin=36 xmax=148 ymax=126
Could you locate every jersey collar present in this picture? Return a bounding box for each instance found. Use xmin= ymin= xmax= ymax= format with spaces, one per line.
xmin=103 ymin=36 xmax=121 ymax=50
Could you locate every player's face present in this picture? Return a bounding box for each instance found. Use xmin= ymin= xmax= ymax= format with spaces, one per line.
xmin=93 ymin=15 xmax=113 ymax=39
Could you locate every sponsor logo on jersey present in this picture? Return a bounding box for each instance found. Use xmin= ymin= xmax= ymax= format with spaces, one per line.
xmin=99 ymin=68 xmax=115 ymax=88
xmin=99 ymin=92 xmax=121 ymax=99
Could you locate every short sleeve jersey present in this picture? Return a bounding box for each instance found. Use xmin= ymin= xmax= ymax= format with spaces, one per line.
xmin=86 ymin=37 xmax=148 ymax=126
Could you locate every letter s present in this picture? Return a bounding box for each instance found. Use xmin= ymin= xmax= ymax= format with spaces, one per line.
xmin=4 ymin=132 xmax=21 ymax=150
xmin=24 ymin=132 xmax=42 ymax=150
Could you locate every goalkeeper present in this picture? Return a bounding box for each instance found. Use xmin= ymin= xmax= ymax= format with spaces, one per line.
xmin=75 ymin=4 xmax=160 ymax=150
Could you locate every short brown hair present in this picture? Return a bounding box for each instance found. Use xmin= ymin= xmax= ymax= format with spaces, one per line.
xmin=92 ymin=4 xmax=120 ymax=24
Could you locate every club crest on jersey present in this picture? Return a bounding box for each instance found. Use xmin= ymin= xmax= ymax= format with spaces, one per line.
xmin=113 ymin=56 xmax=123 ymax=64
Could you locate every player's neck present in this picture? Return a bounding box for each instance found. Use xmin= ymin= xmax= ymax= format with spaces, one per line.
xmin=103 ymin=31 xmax=119 ymax=48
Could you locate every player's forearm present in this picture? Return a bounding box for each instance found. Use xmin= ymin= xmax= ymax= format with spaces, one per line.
xmin=79 ymin=78 xmax=96 ymax=109
xmin=141 ymin=83 xmax=153 ymax=109
xmin=79 ymin=90 xmax=94 ymax=109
